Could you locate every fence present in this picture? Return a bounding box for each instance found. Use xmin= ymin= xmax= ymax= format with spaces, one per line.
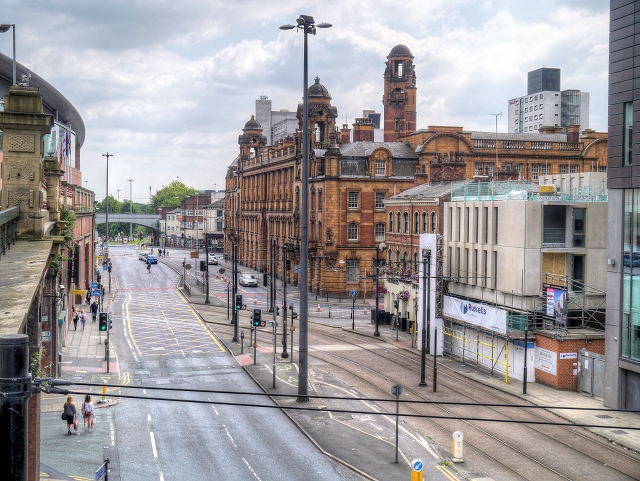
xmin=0 ymin=207 xmax=19 ymax=260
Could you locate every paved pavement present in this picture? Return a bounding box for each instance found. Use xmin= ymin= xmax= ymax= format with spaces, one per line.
xmin=39 ymin=247 xmax=640 ymax=481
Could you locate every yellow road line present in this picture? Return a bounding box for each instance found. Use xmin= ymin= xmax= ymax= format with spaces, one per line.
xmin=176 ymin=290 xmax=226 ymax=352
xmin=122 ymin=372 xmax=130 ymax=385
xmin=436 ymin=465 xmax=461 ymax=481
xmin=125 ymin=294 xmax=142 ymax=357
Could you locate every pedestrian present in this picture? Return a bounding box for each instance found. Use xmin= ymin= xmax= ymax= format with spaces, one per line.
xmin=80 ymin=310 xmax=87 ymax=330
xmin=85 ymin=289 xmax=91 ymax=305
xmin=72 ymin=308 xmax=79 ymax=331
xmin=165 ymin=249 xmax=170 ymax=259
xmin=90 ymin=300 xmax=99 ymax=322
xmin=63 ymin=396 xmax=77 ymax=435
xmin=147 ymin=262 xmax=151 ymax=273
xmin=81 ymin=395 xmax=95 ymax=429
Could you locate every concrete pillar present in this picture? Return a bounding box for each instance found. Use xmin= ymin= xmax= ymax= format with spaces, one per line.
xmin=0 ymin=86 xmax=54 ymax=239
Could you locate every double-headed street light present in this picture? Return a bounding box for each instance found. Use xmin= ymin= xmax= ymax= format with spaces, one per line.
xmin=102 ymin=153 xmax=113 ymax=251
xmin=279 ymin=15 xmax=331 ymax=402
xmin=419 ymin=248 xmax=431 ymax=387
xmin=0 ymin=24 xmax=16 ymax=85
xmin=374 ymin=242 xmax=387 ymax=337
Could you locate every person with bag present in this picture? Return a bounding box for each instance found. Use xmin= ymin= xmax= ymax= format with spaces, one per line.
xmin=90 ymin=300 xmax=99 ymax=322
xmin=63 ymin=396 xmax=77 ymax=435
xmin=81 ymin=395 xmax=95 ymax=429
xmin=80 ymin=309 xmax=87 ymax=330
xmin=72 ymin=308 xmax=79 ymax=331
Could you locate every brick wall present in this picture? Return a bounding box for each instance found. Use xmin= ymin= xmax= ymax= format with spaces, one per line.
xmin=535 ymin=334 xmax=605 ymax=390
xmin=430 ymin=162 xmax=466 ymax=182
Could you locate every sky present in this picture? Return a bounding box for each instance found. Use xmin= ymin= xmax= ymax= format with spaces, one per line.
xmin=1 ymin=0 xmax=609 ymax=202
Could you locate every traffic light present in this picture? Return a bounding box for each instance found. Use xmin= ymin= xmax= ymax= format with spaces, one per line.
xmin=253 ymin=308 xmax=265 ymax=327
xmin=235 ymin=294 xmax=243 ymax=310
xmin=291 ymin=310 xmax=298 ymax=320
xmin=393 ymin=300 xmax=399 ymax=309
xmin=99 ymin=312 xmax=108 ymax=331
xmin=276 ymin=306 xmax=280 ymax=316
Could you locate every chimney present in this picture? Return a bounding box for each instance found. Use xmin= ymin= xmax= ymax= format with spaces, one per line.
xmin=340 ymin=123 xmax=351 ymax=144
xmin=414 ymin=164 xmax=429 ymax=186
xmin=539 ymin=125 xmax=563 ymax=135
xmin=352 ymin=117 xmax=375 ymax=142
xmin=566 ymin=124 xmax=580 ymax=144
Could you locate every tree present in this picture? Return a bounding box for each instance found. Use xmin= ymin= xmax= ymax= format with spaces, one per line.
xmin=150 ymin=180 xmax=199 ymax=211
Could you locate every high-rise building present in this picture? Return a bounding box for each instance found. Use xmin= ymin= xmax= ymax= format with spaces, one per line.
xmin=605 ymin=0 xmax=640 ymax=411
xmin=255 ymin=96 xmax=298 ymax=146
xmin=508 ymin=67 xmax=590 ymax=134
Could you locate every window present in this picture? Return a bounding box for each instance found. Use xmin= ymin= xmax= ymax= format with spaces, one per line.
xmin=540 ymin=93 xmax=543 ymax=99
xmin=475 ymin=163 xmax=484 ymax=175
xmin=422 ymin=212 xmax=428 ymax=233
xmin=573 ymin=208 xmax=585 ymax=247
xmin=375 ymin=159 xmax=386 ymax=176
xmin=534 ymin=125 xmax=538 ymax=130
xmin=559 ymin=164 xmax=567 ymax=174
xmin=414 ymin=212 xmax=419 ymax=234
xmin=483 ymin=207 xmax=488 ymax=243
xmin=492 ymin=251 xmax=498 ymax=289
xmin=534 ymin=115 xmax=538 ymax=120
xmin=388 ymin=212 xmax=394 ymax=232
xmin=465 ymin=207 xmax=469 ymax=242
xmin=187 ymin=210 xmax=193 ymax=215
xmin=375 ymin=223 xmax=385 ymax=241
xmin=474 ymin=207 xmax=479 ymax=242
xmin=534 ymin=95 xmax=538 ymax=101
xmin=525 ymin=107 xmax=528 ymax=113
xmin=534 ymin=105 xmax=538 ymax=111
xmin=431 ymin=212 xmax=437 ymax=233
xmin=403 ymin=212 xmax=409 ymax=233
xmin=539 ymin=114 xmax=543 ymax=119
xmin=375 ymin=192 xmax=385 ymax=209
xmin=494 ymin=207 xmax=499 ymax=244
xmin=625 ymin=102 xmax=633 ymax=165
xmin=217 ymin=210 xmax=223 ymax=217
xmin=541 ymin=164 xmax=549 ymax=175
xmin=570 ymin=165 xmax=578 ymax=174
xmin=348 ymin=192 xmax=359 ymax=209
xmin=397 ymin=212 xmax=402 ymax=233
xmin=318 ymin=190 xmax=322 ymax=211
xmin=348 ymin=223 xmax=358 ymax=241
xmin=346 ymin=260 xmax=360 ymax=283
xmin=216 ymin=221 xmax=223 ymax=231
xmin=532 ymin=164 xmax=539 ymax=181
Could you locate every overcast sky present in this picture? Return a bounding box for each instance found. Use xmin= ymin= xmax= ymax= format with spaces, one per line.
xmin=1 ymin=0 xmax=609 ymax=202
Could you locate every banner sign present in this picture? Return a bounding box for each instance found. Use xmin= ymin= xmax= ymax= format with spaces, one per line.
xmin=545 ymin=286 xmax=567 ymax=325
xmin=443 ymin=296 xmax=507 ymax=335
xmin=535 ymin=347 xmax=557 ymax=375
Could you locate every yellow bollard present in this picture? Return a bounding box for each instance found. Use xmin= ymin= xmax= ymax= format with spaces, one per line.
xmin=102 ymin=381 xmax=107 ymax=402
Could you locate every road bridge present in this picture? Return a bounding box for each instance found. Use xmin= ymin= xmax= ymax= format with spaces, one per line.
xmin=95 ymin=213 xmax=161 ymax=229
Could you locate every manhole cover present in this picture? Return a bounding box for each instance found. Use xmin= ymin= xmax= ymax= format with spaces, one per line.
xmin=595 ymin=414 xmax=613 ymax=419
xmin=611 ymin=429 xmax=628 ymax=435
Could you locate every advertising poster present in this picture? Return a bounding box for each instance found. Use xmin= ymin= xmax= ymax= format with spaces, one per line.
xmin=443 ymin=296 xmax=507 ymax=335
xmin=535 ymin=347 xmax=557 ymax=375
xmin=546 ymin=287 xmax=568 ymax=325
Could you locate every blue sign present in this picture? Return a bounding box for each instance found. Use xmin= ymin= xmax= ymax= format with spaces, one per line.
xmin=103 ymin=264 xmax=108 ymax=271
xmin=412 ymin=459 xmax=423 ymax=472
xmin=91 ymin=282 xmax=98 ymax=289
xmin=95 ymin=462 xmax=107 ymax=481
xmin=351 ymin=289 xmax=358 ymax=297
xmin=92 ymin=289 xmax=103 ymax=297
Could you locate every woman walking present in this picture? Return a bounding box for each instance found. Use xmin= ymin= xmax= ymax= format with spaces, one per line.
xmin=81 ymin=395 xmax=95 ymax=429
xmin=63 ymin=396 xmax=77 ymax=435
xmin=72 ymin=308 xmax=79 ymax=331
xmin=80 ymin=310 xmax=87 ymax=330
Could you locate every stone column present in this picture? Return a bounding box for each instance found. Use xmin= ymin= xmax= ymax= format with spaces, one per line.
xmin=43 ymin=156 xmax=65 ymax=234
xmin=0 ymin=86 xmax=54 ymax=239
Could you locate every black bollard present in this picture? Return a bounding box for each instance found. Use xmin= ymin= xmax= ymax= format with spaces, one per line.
xmin=0 ymin=334 xmax=30 ymax=481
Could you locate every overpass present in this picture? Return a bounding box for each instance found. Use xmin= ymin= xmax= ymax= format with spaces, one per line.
xmin=95 ymin=213 xmax=161 ymax=229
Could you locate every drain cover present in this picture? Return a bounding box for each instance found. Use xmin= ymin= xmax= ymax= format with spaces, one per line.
xmin=595 ymin=414 xmax=613 ymax=419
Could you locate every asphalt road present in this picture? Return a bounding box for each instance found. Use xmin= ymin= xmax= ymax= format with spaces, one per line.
xmin=107 ymin=244 xmax=366 ymax=481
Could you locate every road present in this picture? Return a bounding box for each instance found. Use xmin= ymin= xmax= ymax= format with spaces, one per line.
xmin=107 ymin=244 xmax=366 ymax=481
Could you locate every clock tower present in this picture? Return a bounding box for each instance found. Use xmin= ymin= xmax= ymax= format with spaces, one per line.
xmin=383 ymin=44 xmax=416 ymax=142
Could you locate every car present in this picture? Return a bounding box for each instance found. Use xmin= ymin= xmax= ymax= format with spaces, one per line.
xmin=138 ymin=252 xmax=148 ymax=260
xmin=207 ymin=253 xmax=218 ymax=265
xmin=239 ymin=274 xmax=257 ymax=287
xmin=146 ymin=255 xmax=158 ymax=264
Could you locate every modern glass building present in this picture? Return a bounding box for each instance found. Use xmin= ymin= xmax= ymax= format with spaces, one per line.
xmin=606 ymin=0 xmax=640 ymax=411
xmin=528 ymin=67 xmax=560 ymax=95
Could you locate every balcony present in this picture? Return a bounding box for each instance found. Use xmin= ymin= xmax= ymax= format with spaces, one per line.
xmin=542 ymin=228 xmax=565 ymax=247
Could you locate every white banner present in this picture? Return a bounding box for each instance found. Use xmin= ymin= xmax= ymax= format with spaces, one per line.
xmin=443 ymin=296 xmax=507 ymax=335
xmin=535 ymin=347 xmax=557 ymax=375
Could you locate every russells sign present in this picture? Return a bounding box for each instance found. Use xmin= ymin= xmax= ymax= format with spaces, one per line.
xmin=443 ymin=296 xmax=507 ymax=335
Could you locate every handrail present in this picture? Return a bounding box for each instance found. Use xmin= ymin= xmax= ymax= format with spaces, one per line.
xmin=0 ymin=207 xmax=19 ymax=259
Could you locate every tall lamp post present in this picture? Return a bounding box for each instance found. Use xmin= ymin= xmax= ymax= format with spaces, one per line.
xmin=419 ymin=248 xmax=431 ymax=387
xmin=280 ymin=14 xmax=331 ymax=402
xmin=128 ymin=178 xmax=134 ymax=239
xmin=374 ymin=242 xmax=387 ymax=337
xmin=0 ymin=24 xmax=16 ymax=85
xmin=102 ymin=153 xmax=114 ymax=249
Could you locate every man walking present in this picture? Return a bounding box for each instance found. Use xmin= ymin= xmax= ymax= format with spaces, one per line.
xmin=90 ymin=300 xmax=99 ymax=322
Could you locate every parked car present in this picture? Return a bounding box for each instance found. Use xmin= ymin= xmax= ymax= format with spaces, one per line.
xmin=146 ymin=255 xmax=158 ymax=264
xmin=138 ymin=252 xmax=148 ymax=261
xmin=207 ymin=253 xmax=218 ymax=265
xmin=239 ymin=274 xmax=257 ymax=287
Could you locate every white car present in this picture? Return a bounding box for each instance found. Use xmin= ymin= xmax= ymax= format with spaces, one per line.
xmin=239 ymin=274 xmax=257 ymax=287
xmin=207 ymin=253 xmax=218 ymax=265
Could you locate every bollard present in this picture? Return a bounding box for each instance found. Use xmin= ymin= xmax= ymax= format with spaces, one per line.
xmin=317 ymin=302 xmax=321 ymax=312
xmin=452 ymin=431 xmax=464 ymax=462
xmin=102 ymin=381 xmax=107 ymax=403
xmin=328 ymin=307 xmax=331 ymax=318
xmin=241 ymin=331 xmax=244 ymax=354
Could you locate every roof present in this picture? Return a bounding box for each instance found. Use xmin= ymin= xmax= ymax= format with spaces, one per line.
xmin=388 ymin=44 xmax=414 ymax=59
xmin=340 ymin=141 xmax=417 ymax=159
xmin=386 ymin=182 xmax=456 ymax=201
xmin=243 ymin=114 xmax=262 ymax=130
xmin=0 ymin=51 xmax=85 ymax=147
xmin=470 ymin=131 xmax=567 ymax=142
xmin=308 ymin=76 xmax=331 ymax=99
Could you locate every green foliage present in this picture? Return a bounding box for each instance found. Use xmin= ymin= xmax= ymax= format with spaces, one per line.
xmin=59 ymin=206 xmax=76 ymax=250
xmin=30 ymin=347 xmax=53 ymax=386
xmin=150 ymin=180 xmax=199 ymax=210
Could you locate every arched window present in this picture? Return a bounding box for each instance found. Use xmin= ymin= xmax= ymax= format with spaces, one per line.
xmin=403 ymin=251 xmax=408 ymax=268
xmin=388 ymin=212 xmax=394 ymax=232
xmin=422 ymin=212 xmax=428 ymax=233
xmin=388 ymin=250 xmax=392 ymax=265
xmin=414 ymin=212 xmax=419 ymax=234
xmin=396 ymin=250 xmax=401 ymax=264
xmin=403 ymin=213 xmax=409 ymax=233
xmin=397 ymin=212 xmax=402 ymax=233
xmin=431 ymin=212 xmax=437 ymax=233
xmin=413 ymin=252 xmax=419 ymax=270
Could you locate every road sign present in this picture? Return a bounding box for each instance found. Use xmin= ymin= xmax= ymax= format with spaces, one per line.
xmin=294 ymin=264 xmax=301 ymax=273
xmin=95 ymin=461 xmax=107 ymax=481
xmin=91 ymin=282 xmax=98 ymax=289
xmin=411 ymin=459 xmax=423 ymax=481
xmin=92 ymin=289 xmax=103 ymax=297
xmin=391 ymin=383 xmax=403 ymax=397
xmin=351 ymin=289 xmax=358 ymax=297
xmin=103 ymin=264 xmax=108 ymax=271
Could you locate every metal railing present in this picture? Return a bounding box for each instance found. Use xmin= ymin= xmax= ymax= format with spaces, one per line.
xmin=0 ymin=207 xmax=19 ymax=259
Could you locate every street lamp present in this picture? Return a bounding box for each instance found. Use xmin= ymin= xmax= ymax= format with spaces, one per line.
xmin=280 ymin=14 xmax=331 ymax=402
xmin=0 ymin=24 xmax=16 ymax=85
xmin=128 ymin=178 xmax=135 ymax=239
xmin=102 ymin=153 xmax=114 ymax=249
xmin=419 ymin=248 xmax=431 ymax=387
xmin=374 ymin=241 xmax=387 ymax=337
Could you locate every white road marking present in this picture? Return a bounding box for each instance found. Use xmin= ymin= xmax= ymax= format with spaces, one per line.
xmin=147 ymin=413 xmax=151 ymax=422
xmin=159 ymin=472 xmax=164 ymax=481
xmin=150 ymin=431 xmax=158 ymax=457
xmin=143 ymin=389 xmax=146 ymax=395
xmin=223 ymin=425 xmax=236 ymax=447
xmin=369 ymin=423 xmax=383 ymax=431
xmin=241 ymin=458 xmax=262 ymax=480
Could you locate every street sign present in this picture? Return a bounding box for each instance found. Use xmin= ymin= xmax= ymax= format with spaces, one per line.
xmin=95 ymin=461 xmax=107 ymax=481
xmin=92 ymin=289 xmax=103 ymax=297
xmin=72 ymin=289 xmax=87 ymax=295
xmin=391 ymin=384 xmax=403 ymax=397
xmin=294 ymin=264 xmax=301 ymax=273
xmin=91 ymin=282 xmax=99 ymax=289
xmin=185 ymin=264 xmax=191 ymax=270
xmin=351 ymin=289 xmax=358 ymax=297
xmin=411 ymin=459 xmax=423 ymax=481
xmin=103 ymin=265 xmax=108 ymax=271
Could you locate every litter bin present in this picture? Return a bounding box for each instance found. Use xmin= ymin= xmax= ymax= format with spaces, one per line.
xmin=385 ymin=311 xmax=393 ymax=326
xmin=400 ymin=317 xmax=408 ymax=331
xmin=263 ymin=273 xmax=269 ymax=286
xmin=377 ymin=310 xmax=387 ymax=325
xmin=408 ymin=320 xmax=415 ymax=334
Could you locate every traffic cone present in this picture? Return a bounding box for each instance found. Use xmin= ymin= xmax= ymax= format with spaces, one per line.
xmin=254 ymin=296 xmax=258 ymax=305
xmin=363 ymin=306 xmax=368 ymax=315
xmin=317 ymin=302 xmax=321 ymax=312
